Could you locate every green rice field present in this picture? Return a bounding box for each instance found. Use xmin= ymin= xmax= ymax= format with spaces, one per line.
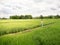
xmin=0 ymin=19 xmax=60 ymax=45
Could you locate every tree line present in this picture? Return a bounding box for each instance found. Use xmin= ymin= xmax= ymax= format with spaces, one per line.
xmin=10 ymin=15 xmax=32 ymax=19
xmin=34 ymin=15 xmax=60 ymax=19
xmin=0 ymin=14 xmax=60 ymax=19
xmin=10 ymin=15 xmax=60 ymax=19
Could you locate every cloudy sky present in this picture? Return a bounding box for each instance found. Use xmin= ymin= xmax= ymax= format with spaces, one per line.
xmin=0 ymin=0 xmax=60 ymax=18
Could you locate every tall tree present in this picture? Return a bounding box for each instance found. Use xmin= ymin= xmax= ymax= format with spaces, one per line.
xmin=56 ymin=14 xmax=60 ymax=18
xmin=40 ymin=15 xmax=43 ymax=19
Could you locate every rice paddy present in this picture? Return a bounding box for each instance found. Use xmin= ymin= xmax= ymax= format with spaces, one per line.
xmin=0 ymin=19 xmax=60 ymax=45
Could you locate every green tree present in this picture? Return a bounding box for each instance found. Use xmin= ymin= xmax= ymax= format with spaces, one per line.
xmin=55 ymin=15 xmax=60 ymax=19
xmin=40 ymin=15 xmax=43 ymax=19
xmin=48 ymin=15 xmax=53 ymax=19
xmin=10 ymin=15 xmax=19 ymax=19
xmin=25 ymin=15 xmax=32 ymax=19
xmin=19 ymin=15 xmax=25 ymax=19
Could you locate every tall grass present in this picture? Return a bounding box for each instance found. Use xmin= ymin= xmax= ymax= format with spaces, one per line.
xmin=0 ymin=19 xmax=55 ymax=36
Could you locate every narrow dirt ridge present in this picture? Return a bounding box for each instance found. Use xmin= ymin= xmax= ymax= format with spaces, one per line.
xmin=19 ymin=22 xmax=56 ymax=33
xmin=0 ymin=22 xmax=56 ymax=36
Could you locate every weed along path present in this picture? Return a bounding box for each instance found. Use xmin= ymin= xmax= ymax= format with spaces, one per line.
xmin=0 ymin=21 xmax=56 ymax=36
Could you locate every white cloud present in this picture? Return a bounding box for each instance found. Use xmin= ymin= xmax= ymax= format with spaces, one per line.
xmin=0 ymin=0 xmax=60 ymax=18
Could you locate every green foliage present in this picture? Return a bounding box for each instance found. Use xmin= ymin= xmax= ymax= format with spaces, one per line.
xmin=24 ymin=15 xmax=32 ymax=19
xmin=54 ymin=15 xmax=60 ymax=19
xmin=19 ymin=15 xmax=25 ymax=19
xmin=34 ymin=15 xmax=60 ymax=19
xmin=0 ymin=17 xmax=7 ymax=20
xmin=48 ymin=15 xmax=53 ymax=19
xmin=10 ymin=15 xmax=19 ymax=19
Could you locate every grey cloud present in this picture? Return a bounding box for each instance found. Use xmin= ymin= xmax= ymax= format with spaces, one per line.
xmin=12 ymin=6 xmax=22 ymax=10
xmin=33 ymin=0 xmax=53 ymax=4
xmin=0 ymin=2 xmax=11 ymax=7
xmin=33 ymin=0 xmax=43 ymax=3
xmin=58 ymin=5 xmax=60 ymax=8
xmin=0 ymin=2 xmax=22 ymax=10
xmin=58 ymin=0 xmax=60 ymax=2
xmin=0 ymin=0 xmax=60 ymax=17
xmin=46 ymin=1 xmax=53 ymax=4
xmin=50 ymin=8 xmax=57 ymax=11
xmin=0 ymin=8 xmax=13 ymax=14
xmin=16 ymin=6 xmax=22 ymax=9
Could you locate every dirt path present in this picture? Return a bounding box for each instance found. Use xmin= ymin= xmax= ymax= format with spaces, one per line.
xmin=0 ymin=22 xmax=56 ymax=36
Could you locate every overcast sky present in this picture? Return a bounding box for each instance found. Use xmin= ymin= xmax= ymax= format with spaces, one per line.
xmin=0 ymin=0 xmax=60 ymax=18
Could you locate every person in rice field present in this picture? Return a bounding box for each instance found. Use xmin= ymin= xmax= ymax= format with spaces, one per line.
xmin=41 ymin=20 xmax=43 ymax=27
xmin=40 ymin=15 xmax=43 ymax=27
